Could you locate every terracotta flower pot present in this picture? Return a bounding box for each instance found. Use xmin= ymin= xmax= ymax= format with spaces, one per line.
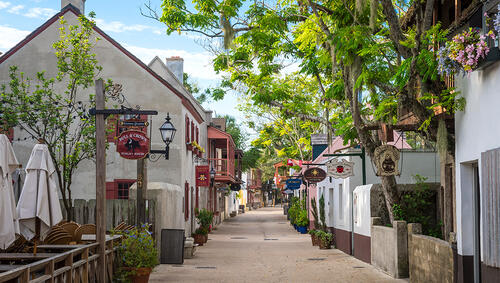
xmin=203 ymin=234 xmax=208 ymax=243
xmin=318 ymin=239 xmax=331 ymax=250
xmin=311 ymin=234 xmax=319 ymax=246
xmin=193 ymin=234 xmax=204 ymax=246
xmin=124 ymin=267 xmax=152 ymax=283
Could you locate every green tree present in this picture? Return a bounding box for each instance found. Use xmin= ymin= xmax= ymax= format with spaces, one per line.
xmin=0 ymin=15 xmax=103 ymax=220
xmin=218 ymin=114 xmax=246 ymax=150
xmin=148 ymin=0 xmax=457 ymax=222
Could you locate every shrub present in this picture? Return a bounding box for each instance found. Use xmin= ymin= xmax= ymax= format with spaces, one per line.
xmin=117 ymin=224 xmax=159 ymax=269
xmin=296 ymin=209 xmax=309 ymax=227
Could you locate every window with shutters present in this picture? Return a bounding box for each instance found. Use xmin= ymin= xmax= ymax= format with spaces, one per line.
xmin=185 ymin=181 xmax=190 ymax=221
xmin=106 ymin=179 xmax=136 ymax=199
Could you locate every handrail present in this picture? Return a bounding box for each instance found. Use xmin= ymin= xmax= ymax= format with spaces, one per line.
xmin=0 ymin=235 xmax=120 ymax=283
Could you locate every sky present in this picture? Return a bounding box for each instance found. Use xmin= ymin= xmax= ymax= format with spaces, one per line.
xmin=0 ymin=0 xmax=253 ymax=140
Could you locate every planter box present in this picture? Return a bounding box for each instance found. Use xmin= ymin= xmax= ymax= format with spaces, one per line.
xmin=477 ymin=47 xmax=500 ymax=70
xmin=297 ymin=225 xmax=308 ymax=234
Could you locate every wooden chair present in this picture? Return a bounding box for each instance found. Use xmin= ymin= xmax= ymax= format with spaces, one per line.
xmin=60 ymin=222 xmax=80 ymax=237
xmin=74 ymin=224 xmax=96 ymax=243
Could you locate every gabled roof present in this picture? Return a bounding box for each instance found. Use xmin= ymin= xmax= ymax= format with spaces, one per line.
xmin=207 ymin=126 xmax=236 ymax=148
xmin=0 ymin=4 xmax=205 ymax=123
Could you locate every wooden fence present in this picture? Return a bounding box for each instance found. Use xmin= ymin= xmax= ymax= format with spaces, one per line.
xmin=62 ymin=199 xmax=156 ymax=231
xmin=0 ymin=235 xmax=120 ymax=283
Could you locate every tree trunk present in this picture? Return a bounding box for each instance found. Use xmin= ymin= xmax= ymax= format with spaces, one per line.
xmin=380 ymin=175 xmax=400 ymax=223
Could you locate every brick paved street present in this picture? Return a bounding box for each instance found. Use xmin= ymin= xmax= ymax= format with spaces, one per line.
xmin=150 ymin=207 xmax=407 ymax=283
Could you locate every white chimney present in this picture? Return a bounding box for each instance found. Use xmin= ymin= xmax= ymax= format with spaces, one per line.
xmin=166 ymin=56 xmax=184 ymax=84
xmin=61 ymin=0 xmax=85 ymax=13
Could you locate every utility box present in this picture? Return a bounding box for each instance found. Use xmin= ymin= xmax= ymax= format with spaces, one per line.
xmin=160 ymin=229 xmax=185 ymax=264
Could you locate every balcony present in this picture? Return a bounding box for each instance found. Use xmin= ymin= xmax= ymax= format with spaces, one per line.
xmin=207 ymin=126 xmax=242 ymax=184
xmin=247 ymin=168 xmax=262 ymax=190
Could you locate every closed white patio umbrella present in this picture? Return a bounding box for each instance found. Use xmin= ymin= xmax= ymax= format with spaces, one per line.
xmin=17 ymin=142 xmax=63 ymax=241
xmin=0 ymin=134 xmax=20 ymax=249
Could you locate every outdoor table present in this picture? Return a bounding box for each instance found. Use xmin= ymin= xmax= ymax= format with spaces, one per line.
xmin=81 ymin=235 xmax=119 ymax=242
xmin=0 ymin=253 xmax=56 ymax=261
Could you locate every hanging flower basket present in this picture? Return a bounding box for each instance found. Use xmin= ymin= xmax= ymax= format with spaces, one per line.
xmin=186 ymin=142 xmax=193 ymax=151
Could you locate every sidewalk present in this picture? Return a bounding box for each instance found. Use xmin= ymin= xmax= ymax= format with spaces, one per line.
xmin=150 ymin=207 xmax=407 ymax=282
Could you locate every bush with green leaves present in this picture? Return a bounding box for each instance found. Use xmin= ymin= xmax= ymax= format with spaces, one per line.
xmin=316 ymin=230 xmax=333 ymax=243
xmin=319 ymin=195 xmax=327 ymax=231
xmin=194 ymin=226 xmax=208 ymax=235
xmin=117 ymin=224 xmax=159 ymax=269
xmin=308 ymin=229 xmax=318 ymax=235
xmin=195 ymin=208 xmax=214 ymax=229
xmin=393 ymin=175 xmax=442 ymax=238
xmin=310 ymin=198 xmax=319 ymax=230
xmin=296 ymin=209 xmax=309 ymax=227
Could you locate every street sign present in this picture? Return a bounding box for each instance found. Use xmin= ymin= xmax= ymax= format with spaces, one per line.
xmin=303 ymin=167 xmax=327 ymax=183
xmin=195 ymin=165 xmax=210 ymax=187
xmin=327 ymin=158 xmax=355 ymax=179
xmin=285 ymin=178 xmax=302 ymax=190
xmin=116 ymin=130 xmax=150 ymax=159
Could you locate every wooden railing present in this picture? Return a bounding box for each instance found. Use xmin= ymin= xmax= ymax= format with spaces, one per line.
xmin=0 ymin=235 xmax=120 ymax=283
xmin=208 ymin=158 xmax=234 ymax=179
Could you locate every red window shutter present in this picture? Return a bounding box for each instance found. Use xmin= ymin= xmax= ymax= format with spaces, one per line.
xmin=196 ymin=187 xmax=199 ymax=209
xmin=106 ymin=115 xmax=118 ymax=143
xmin=196 ymin=127 xmax=199 ymax=144
xmin=106 ymin=181 xmax=117 ymax=199
xmin=185 ymin=116 xmax=190 ymax=144
xmin=185 ymin=182 xmax=189 ymax=221
xmin=191 ymin=122 xmax=194 ymax=143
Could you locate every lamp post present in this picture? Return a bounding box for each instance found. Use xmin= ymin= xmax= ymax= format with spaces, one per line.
xmin=150 ymin=113 xmax=177 ymax=160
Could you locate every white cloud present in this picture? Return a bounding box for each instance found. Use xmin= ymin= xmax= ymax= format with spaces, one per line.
xmin=0 ymin=1 xmax=10 ymax=9
xmin=122 ymin=44 xmax=221 ymax=81
xmin=0 ymin=25 xmax=30 ymax=52
xmin=24 ymin=7 xmax=57 ymax=19
xmin=95 ymin=19 xmax=159 ymax=34
xmin=7 ymin=4 xmax=23 ymax=14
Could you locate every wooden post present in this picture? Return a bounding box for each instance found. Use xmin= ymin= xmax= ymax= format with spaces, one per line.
xmin=95 ymin=79 xmax=106 ymax=283
xmin=137 ymin=158 xmax=147 ymax=224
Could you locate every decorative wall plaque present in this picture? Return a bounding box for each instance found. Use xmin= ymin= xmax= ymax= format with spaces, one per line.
xmin=326 ymin=158 xmax=355 ymax=179
xmin=374 ymin=145 xmax=400 ymax=176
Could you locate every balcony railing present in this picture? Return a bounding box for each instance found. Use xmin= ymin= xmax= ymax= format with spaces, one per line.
xmin=208 ymin=158 xmax=234 ymax=180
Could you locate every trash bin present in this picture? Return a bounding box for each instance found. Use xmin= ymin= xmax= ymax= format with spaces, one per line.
xmin=160 ymin=229 xmax=185 ymax=264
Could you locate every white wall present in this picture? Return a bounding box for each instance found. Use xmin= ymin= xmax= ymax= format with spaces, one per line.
xmin=353 ymin=184 xmax=373 ymax=237
xmin=321 ymin=150 xmax=438 ymax=234
xmin=454 ymin=62 xmax=500 ymax=256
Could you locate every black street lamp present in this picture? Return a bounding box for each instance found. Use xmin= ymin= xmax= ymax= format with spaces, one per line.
xmin=150 ymin=113 xmax=176 ymax=160
xmin=210 ymin=167 xmax=216 ymax=186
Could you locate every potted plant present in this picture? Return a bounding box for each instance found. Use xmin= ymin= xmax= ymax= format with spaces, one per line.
xmin=195 ymin=208 xmax=213 ymax=243
xmin=117 ymin=224 xmax=159 ymax=283
xmin=193 ymin=227 xmax=208 ymax=246
xmin=296 ymin=209 xmax=309 ymax=234
xmin=308 ymin=230 xmax=319 ymax=246
xmin=316 ymin=230 xmax=333 ymax=250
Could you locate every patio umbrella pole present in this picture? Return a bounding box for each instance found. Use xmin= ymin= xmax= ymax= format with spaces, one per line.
xmin=34 ymin=170 xmax=40 ymax=256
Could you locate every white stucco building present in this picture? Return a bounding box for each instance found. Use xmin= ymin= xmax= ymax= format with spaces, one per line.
xmin=454 ymin=54 xmax=500 ymax=282
xmin=0 ymin=1 xmax=213 ymax=236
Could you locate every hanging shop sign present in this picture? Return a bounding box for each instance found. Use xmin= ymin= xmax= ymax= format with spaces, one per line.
xmin=230 ymin=183 xmax=241 ymax=191
xmin=303 ymin=167 xmax=327 ymax=183
xmin=196 ymin=165 xmax=210 ymax=187
xmin=326 ymin=158 xmax=355 ymax=179
xmin=116 ymin=130 xmax=150 ymax=160
xmin=285 ymin=178 xmax=302 ymax=190
xmin=283 ymin=189 xmax=293 ymax=194
xmin=374 ymin=144 xmax=400 ymax=176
